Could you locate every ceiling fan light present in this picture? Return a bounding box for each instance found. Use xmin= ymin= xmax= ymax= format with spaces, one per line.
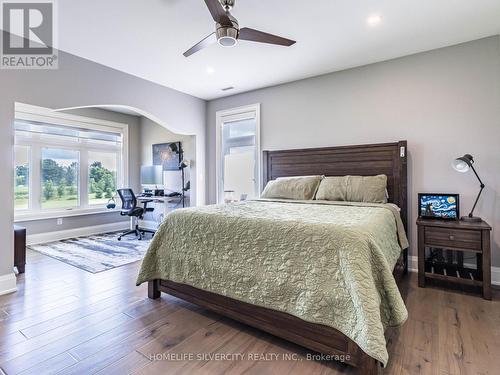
xmin=216 ymin=26 xmax=238 ymax=47
xmin=218 ymin=36 xmax=237 ymax=47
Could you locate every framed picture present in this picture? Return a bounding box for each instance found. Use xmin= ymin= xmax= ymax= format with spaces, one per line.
xmin=152 ymin=142 xmax=181 ymax=171
xmin=418 ymin=193 xmax=460 ymax=220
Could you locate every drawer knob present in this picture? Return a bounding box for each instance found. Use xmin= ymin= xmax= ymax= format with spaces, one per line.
xmin=449 ymin=235 xmax=455 ymax=240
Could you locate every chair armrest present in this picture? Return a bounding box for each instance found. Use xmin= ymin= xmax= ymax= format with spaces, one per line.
xmin=141 ymin=200 xmax=154 ymax=211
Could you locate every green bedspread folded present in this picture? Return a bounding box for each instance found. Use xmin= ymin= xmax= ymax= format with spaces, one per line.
xmin=136 ymin=199 xmax=409 ymax=366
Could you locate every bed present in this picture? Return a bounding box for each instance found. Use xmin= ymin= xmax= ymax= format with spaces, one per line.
xmin=137 ymin=141 xmax=409 ymax=374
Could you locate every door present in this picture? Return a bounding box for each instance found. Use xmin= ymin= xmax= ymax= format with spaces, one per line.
xmin=216 ymin=104 xmax=260 ymax=203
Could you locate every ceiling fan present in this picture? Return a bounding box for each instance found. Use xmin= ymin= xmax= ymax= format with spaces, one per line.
xmin=183 ymin=0 xmax=296 ymax=57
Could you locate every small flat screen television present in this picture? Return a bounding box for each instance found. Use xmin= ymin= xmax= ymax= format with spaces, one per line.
xmin=418 ymin=193 xmax=459 ymax=220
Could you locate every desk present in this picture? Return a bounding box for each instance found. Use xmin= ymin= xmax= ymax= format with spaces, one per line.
xmin=137 ymin=195 xmax=187 ymax=229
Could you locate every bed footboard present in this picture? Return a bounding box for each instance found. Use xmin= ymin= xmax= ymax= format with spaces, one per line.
xmin=148 ymin=279 xmax=384 ymax=374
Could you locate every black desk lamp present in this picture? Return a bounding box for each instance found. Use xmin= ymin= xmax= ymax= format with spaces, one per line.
xmin=167 ymin=143 xmax=190 ymax=208
xmin=452 ymin=154 xmax=484 ymax=222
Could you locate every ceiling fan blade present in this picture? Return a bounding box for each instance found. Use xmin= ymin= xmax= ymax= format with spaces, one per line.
xmin=203 ymin=0 xmax=232 ymax=26
xmin=183 ymin=32 xmax=216 ymax=57
xmin=239 ymin=28 xmax=296 ymax=47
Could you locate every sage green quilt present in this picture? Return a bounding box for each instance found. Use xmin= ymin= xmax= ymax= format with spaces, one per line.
xmin=136 ymin=199 xmax=409 ymax=366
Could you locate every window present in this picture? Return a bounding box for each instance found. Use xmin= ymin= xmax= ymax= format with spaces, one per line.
xmin=216 ymin=104 xmax=260 ymax=203
xmin=88 ymin=151 xmax=117 ymax=205
xmin=14 ymin=103 xmax=128 ymax=219
xmin=14 ymin=145 xmax=30 ymax=210
xmin=41 ymin=148 xmax=79 ymax=209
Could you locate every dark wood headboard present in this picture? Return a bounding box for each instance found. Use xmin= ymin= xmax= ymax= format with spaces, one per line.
xmin=262 ymin=141 xmax=408 ymax=231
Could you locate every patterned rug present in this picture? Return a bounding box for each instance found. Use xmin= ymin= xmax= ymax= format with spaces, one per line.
xmin=29 ymin=232 xmax=153 ymax=273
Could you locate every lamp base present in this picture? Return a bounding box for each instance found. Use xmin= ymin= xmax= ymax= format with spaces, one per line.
xmin=460 ymin=215 xmax=482 ymax=223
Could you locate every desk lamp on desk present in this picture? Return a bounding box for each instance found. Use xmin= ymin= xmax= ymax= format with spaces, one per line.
xmin=140 ymin=165 xmax=164 ymax=197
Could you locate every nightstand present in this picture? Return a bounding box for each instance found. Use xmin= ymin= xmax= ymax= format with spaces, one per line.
xmin=14 ymin=225 xmax=26 ymax=274
xmin=416 ymin=218 xmax=492 ymax=300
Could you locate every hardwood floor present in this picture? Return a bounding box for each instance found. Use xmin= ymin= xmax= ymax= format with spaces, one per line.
xmin=0 ymin=250 xmax=499 ymax=375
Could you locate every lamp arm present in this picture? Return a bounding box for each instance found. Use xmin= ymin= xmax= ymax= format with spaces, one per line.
xmin=470 ymin=164 xmax=484 ymax=187
xmin=469 ymin=184 xmax=484 ymax=218
xmin=468 ymin=164 xmax=485 ymax=218
xmin=181 ymin=167 xmax=185 ymax=208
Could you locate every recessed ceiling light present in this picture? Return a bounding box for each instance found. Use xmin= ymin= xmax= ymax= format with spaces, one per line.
xmin=206 ymin=67 xmax=215 ymax=74
xmin=367 ymin=14 xmax=382 ymax=27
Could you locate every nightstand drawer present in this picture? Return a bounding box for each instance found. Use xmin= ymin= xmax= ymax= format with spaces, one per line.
xmin=425 ymin=227 xmax=481 ymax=251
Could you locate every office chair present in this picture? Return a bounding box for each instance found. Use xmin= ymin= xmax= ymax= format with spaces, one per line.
xmin=116 ymin=188 xmax=156 ymax=241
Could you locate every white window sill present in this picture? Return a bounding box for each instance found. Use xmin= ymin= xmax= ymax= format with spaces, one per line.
xmin=14 ymin=207 xmax=120 ymax=222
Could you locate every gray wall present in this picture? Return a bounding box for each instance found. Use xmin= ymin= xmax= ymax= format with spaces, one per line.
xmin=0 ymin=42 xmax=206 ymax=284
xmin=207 ymin=36 xmax=500 ymax=266
xmin=140 ymin=117 xmax=195 ymax=172
xmin=18 ymin=213 xmax=128 ymax=234
xmin=15 ymin=108 xmax=142 ymax=235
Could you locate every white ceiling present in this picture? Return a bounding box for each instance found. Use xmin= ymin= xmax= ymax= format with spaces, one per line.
xmin=58 ymin=0 xmax=500 ymax=100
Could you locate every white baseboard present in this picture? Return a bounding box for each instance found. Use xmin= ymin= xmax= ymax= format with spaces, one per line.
xmin=0 ymin=273 xmax=17 ymax=296
xmin=493 ymin=268 xmax=500 ymax=287
xmin=408 ymin=255 xmax=500 ymax=286
xmin=27 ymin=222 xmax=129 ymax=245
xmin=408 ymin=255 xmax=418 ymax=273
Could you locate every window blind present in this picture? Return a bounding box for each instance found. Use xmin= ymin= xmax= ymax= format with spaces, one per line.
xmin=14 ymin=119 xmax=123 ymax=145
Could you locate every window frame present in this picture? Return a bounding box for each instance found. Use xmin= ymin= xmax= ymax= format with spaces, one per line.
xmin=215 ymin=103 xmax=261 ymax=204
xmin=14 ymin=103 xmax=129 ymax=221
xmin=14 ymin=144 xmax=32 ymax=212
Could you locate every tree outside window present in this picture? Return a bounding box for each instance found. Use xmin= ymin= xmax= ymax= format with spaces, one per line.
xmin=41 ymin=149 xmax=79 ymax=209
xmin=88 ymin=152 xmax=117 ymax=205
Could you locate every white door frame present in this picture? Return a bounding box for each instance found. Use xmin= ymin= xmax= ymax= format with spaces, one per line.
xmin=215 ymin=103 xmax=261 ymax=204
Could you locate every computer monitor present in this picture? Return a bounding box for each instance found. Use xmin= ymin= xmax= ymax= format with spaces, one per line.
xmin=140 ymin=165 xmax=163 ymax=186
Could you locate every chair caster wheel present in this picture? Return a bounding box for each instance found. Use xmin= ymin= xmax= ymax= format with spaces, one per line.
xmin=118 ymin=237 xmax=121 ymax=241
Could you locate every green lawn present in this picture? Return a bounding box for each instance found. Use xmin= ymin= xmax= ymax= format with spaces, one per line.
xmin=15 ymin=185 xmax=111 ymax=210
xmin=14 ymin=197 xmax=29 ymax=210
xmin=14 ymin=186 xmax=29 ymax=210
xmin=42 ymin=195 xmax=79 ymax=209
xmin=88 ymin=193 xmax=109 ymax=206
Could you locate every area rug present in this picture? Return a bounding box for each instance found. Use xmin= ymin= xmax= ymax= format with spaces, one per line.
xmin=28 ymin=232 xmax=153 ymax=273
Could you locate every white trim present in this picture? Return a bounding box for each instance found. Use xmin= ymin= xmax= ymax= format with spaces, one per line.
xmin=492 ymin=267 xmax=500 ymax=287
xmin=409 ymin=255 xmax=418 ymax=273
xmin=0 ymin=273 xmax=17 ymax=296
xmin=215 ymin=103 xmax=261 ymax=204
xmin=15 ymin=103 xmax=129 ymax=132
xmin=26 ymin=221 xmax=129 ymax=245
xmin=408 ymin=255 xmax=500 ymax=286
